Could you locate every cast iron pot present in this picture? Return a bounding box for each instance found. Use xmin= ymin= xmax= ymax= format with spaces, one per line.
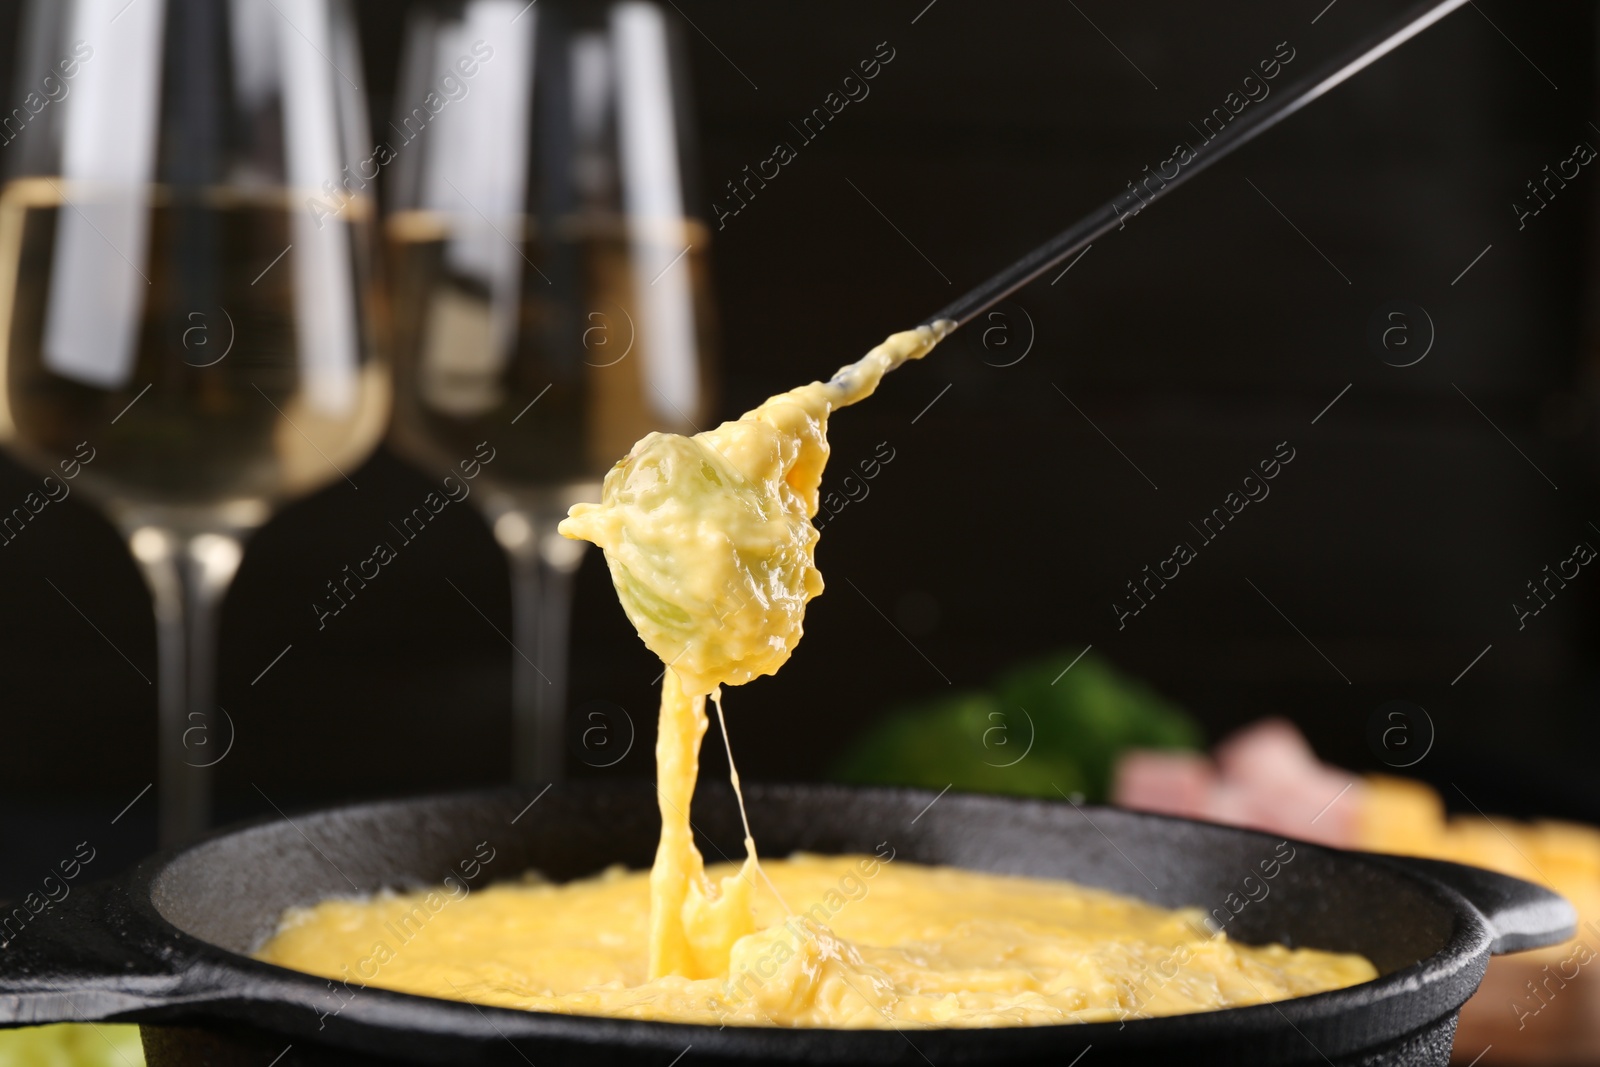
xmin=0 ymin=782 xmax=1576 ymax=1066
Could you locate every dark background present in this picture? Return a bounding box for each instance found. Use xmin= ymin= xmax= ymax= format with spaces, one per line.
xmin=2 ymin=0 xmax=1598 ymax=895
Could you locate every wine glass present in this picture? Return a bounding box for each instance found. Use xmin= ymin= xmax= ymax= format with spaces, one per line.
xmin=0 ymin=0 xmax=388 ymax=845
xmin=386 ymin=0 xmax=714 ymax=784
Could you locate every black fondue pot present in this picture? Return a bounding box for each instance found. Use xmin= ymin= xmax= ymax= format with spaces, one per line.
xmin=0 ymin=783 xmax=1575 ymax=1065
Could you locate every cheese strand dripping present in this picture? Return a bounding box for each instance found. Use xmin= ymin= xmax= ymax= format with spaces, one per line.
xmin=559 ymin=322 xmax=954 ymax=980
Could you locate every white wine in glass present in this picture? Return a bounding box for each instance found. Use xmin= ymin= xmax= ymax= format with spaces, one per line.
xmin=387 ymin=0 xmax=715 ymax=783
xmin=0 ymin=0 xmax=388 ymax=845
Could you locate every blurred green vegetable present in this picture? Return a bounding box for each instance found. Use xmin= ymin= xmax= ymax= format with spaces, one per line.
xmin=0 ymin=1024 xmax=144 ymax=1066
xmin=831 ymin=650 xmax=1201 ymax=802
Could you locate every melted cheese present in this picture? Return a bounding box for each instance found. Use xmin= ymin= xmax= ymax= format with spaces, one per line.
xmin=558 ymin=323 xmax=954 ymax=695
xmin=559 ymin=323 xmax=954 ymax=977
xmin=256 ymin=854 xmax=1377 ymax=1027
xmin=255 ymin=324 xmax=1378 ymax=1027
xmin=646 ymin=671 xmax=756 ymax=979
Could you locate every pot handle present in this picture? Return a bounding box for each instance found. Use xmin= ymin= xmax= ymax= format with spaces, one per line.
xmin=1378 ymin=854 xmax=1578 ymax=955
xmin=0 ymin=880 xmax=187 ymax=1026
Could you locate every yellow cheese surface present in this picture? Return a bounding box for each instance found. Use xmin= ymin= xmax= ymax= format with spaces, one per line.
xmin=256 ymin=852 xmax=1376 ymax=1028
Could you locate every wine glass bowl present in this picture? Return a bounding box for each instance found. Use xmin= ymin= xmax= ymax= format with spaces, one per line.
xmin=0 ymin=180 xmax=389 ymax=533
xmin=386 ymin=212 xmax=714 ymax=500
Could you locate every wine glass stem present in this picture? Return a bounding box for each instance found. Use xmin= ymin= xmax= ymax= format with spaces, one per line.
xmin=131 ymin=529 xmax=243 ymax=848
xmin=506 ymin=528 xmax=579 ymax=786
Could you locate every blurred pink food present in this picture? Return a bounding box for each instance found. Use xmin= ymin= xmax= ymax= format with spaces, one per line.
xmin=1111 ymin=717 xmax=1361 ymax=847
xmin=1109 ymin=750 xmax=1214 ymax=815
